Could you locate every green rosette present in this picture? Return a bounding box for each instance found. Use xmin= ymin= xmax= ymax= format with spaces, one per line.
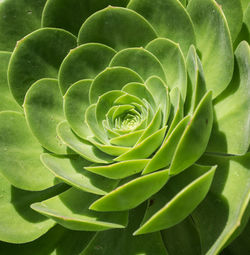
xmin=0 ymin=0 xmax=249 ymax=254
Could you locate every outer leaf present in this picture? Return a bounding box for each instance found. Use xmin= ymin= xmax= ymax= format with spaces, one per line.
xmin=207 ymin=41 xmax=250 ymax=155
xmin=41 ymin=153 xmax=118 ymax=195
xmin=110 ymin=130 xmax=144 ymax=147
xmin=0 ymin=173 xmax=66 ymax=243
xmin=161 ymin=216 xmax=201 ymax=255
xmin=0 ymin=0 xmax=46 ymax=51
xmin=0 ymin=52 xmax=21 ymax=112
xmin=42 ymin=0 xmax=129 ymax=36
xmin=185 ymin=45 xmax=206 ymax=114
xmin=145 ymin=76 xmax=169 ymax=125
xmin=109 ymin=47 xmax=167 ymax=83
xmin=0 ymin=111 xmax=55 ymax=191
xmin=187 ymin=0 xmax=234 ymax=98
xmin=87 ymin=137 xmax=130 ymax=157
xmin=78 ymin=7 xmax=157 ymax=50
xmin=134 ymin=164 xmax=216 ymax=235
xmin=193 ymin=153 xmax=250 ymax=255
xmin=166 ymin=87 xmax=184 ymax=137
xmin=31 ymin=188 xmax=128 ymax=231
xmin=81 ymin=204 xmax=168 ymax=255
xmin=57 ymin=121 xmax=113 ymax=164
xmin=0 ymin=225 xmax=95 ymax=255
xmin=24 ymin=78 xmax=67 ymax=154
xmin=146 ymin=38 xmax=187 ymax=101
xmin=90 ymin=169 xmax=169 ymax=211
xmin=244 ymin=3 xmax=250 ymax=30
xmin=170 ymin=91 xmax=213 ymax=175
xmin=64 ymin=79 xmax=93 ymax=139
xmin=179 ymin=0 xmax=187 ymax=6
xmin=216 ymin=0 xmax=243 ymax=42
xmin=85 ymin=104 xmax=109 ymax=144
xmin=128 ymin=0 xmax=196 ymax=55
xmin=241 ymin=0 xmax=249 ymax=11
xmin=222 ymin=219 xmax=250 ymax=255
xmin=143 ymin=115 xmax=191 ymax=175
xmin=85 ymin=159 xmax=149 ymax=179
xmin=234 ymin=3 xmax=250 ymax=48
xmin=59 ymin=43 xmax=116 ymax=94
xmin=8 ymin=28 xmax=76 ymax=105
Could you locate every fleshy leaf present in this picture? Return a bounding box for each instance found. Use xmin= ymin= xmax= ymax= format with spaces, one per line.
xmin=241 ymin=0 xmax=249 ymax=12
xmin=89 ymin=67 xmax=143 ymax=104
xmin=111 ymin=105 xmax=135 ymax=121
xmin=0 ymin=111 xmax=55 ymax=191
xmin=110 ymin=130 xmax=144 ymax=147
xmin=81 ymin=204 xmax=168 ymax=255
xmin=115 ymin=126 xmax=167 ymax=161
xmin=78 ymin=6 xmax=157 ymax=50
xmin=64 ymin=79 xmax=93 ymax=140
xmin=95 ymin=91 xmax=126 ymax=128
xmin=222 ymin=219 xmax=250 ymax=255
xmin=216 ymin=0 xmax=243 ymax=42
xmin=136 ymin=108 xmax=162 ymax=144
xmin=109 ymin=47 xmax=166 ymax=83
xmin=244 ymin=3 xmax=250 ymax=27
xmin=90 ymin=169 xmax=169 ymax=211
xmin=0 ymin=225 xmax=95 ymax=255
xmin=187 ymin=0 xmax=234 ymax=98
xmin=128 ymin=0 xmax=196 ymax=55
xmin=0 ymin=52 xmax=22 ymax=112
xmin=8 ymin=28 xmax=76 ymax=105
xmin=122 ymin=82 xmax=156 ymax=110
xmin=143 ymin=115 xmax=191 ymax=175
xmin=179 ymin=0 xmax=187 ymax=6
xmin=0 ymin=173 xmax=67 ymax=243
xmin=85 ymin=104 xmax=109 ymax=144
xmin=145 ymin=76 xmax=170 ymax=125
xmin=59 ymin=43 xmax=116 ymax=94
xmin=85 ymin=159 xmax=149 ymax=179
xmin=0 ymin=0 xmax=46 ymax=51
xmin=167 ymin=87 xmax=184 ymax=137
xmin=185 ymin=45 xmax=206 ymax=114
xmin=41 ymin=153 xmax=118 ymax=195
xmin=114 ymin=93 xmax=145 ymax=108
xmin=170 ymin=91 xmax=213 ymax=175
xmin=87 ymin=137 xmax=130 ymax=157
xmin=105 ymin=127 xmax=120 ymax=139
xmin=161 ymin=216 xmax=201 ymax=255
xmin=146 ymin=38 xmax=187 ymax=101
xmin=24 ymin=78 xmax=67 ymax=154
xmin=31 ymin=188 xmax=128 ymax=231
xmin=42 ymin=0 xmax=129 ymax=36
xmin=234 ymin=3 xmax=250 ymax=48
xmin=134 ymin=164 xmax=216 ymax=235
xmin=207 ymin=41 xmax=250 ymax=155
xmin=193 ymin=153 xmax=250 ymax=255
xmin=57 ymin=121 xmax=113 ymax=164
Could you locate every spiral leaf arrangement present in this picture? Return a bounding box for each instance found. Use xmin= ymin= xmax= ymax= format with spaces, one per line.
xmin=0 ymin=0 xmax=249 ymax=254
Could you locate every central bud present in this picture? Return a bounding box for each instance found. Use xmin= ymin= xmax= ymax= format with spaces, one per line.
xmin=112 ymin=106 xmax=142 ymax=133
xmin=120 ymin=114 xmax=140 ymax=131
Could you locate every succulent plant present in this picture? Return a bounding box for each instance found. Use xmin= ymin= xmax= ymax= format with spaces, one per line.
xmin=0 ymin=0 xmax=249 ymax=254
